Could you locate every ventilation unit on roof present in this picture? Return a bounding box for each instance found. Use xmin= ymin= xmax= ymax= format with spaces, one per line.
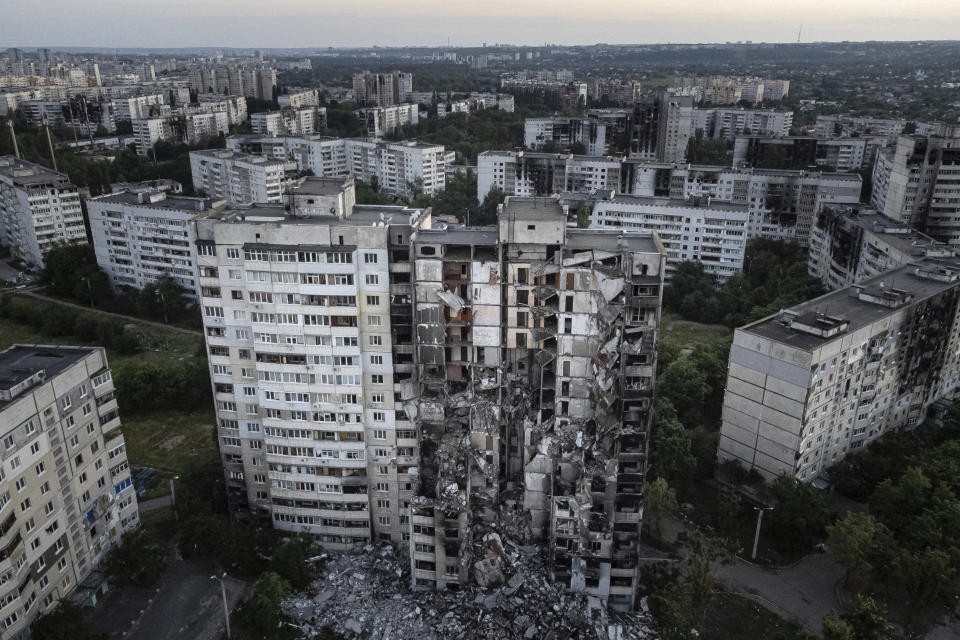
xmin=789 ymin=312 xmax=849 ymax=338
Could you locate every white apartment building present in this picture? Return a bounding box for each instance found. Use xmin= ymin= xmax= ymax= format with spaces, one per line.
xmin=227 ymin=135 xmax=448 ymax=198
xmin=251 ymin=107 xmax=327 ymax=137
xmin=718 ymin=256 xmax=960 ymax=483
xmin=814 ymin=115 xmax=906 ymax=140
xmin=567 ymin=193 xmax=748 ymax=280
xmin=193 ymin=95 xmax=248 ymax=126
xmin=189 ymin=149 xmax=289 ymax=204
xmin=871 ymin=127 xmax=960 ymax=246
xmin=808 ymin=207 xmax=951 ymax=290
xmin=691 ymin=108 xmax=793 ymax=139
xmin=478 ymin=151 xmax=623 ymax=201
xmin=0 ymin=345 xmax=138 ymax=638
xmin=524 ymin=118 xmax=608 ymax=155
xmin=352 ymin=71 xmax=413 ymax=107
xmin=355 ymin=104 xmax=419 ymax=137
xmin=480 ymin=153 xmax=863 ymax=244
xmin=192 ymin=178 xmax=430 ymax=549
xmin=111 ymin=94 xmax=165 ymax=121
xmin=278 ymin=89 xmax=320 ymax=109
xmin=657 ymin=93 xmax=693 ymax=164
xmin=131 ymin=118 xmax=168 ymax=156
xmin=132 ymin=112 xmax=230 ymax=156
xmin=0 ymin=157 xmax=85 ymax=269
xmin=87 ymin=190 xmax=224 ymax=296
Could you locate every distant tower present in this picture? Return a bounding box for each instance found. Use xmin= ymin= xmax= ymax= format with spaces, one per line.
xmin=797 ymin=22 xmax=803 ymax=44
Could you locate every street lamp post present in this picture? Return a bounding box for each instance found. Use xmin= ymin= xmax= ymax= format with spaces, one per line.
xmin=210 ymin=572 xmax=231 ymax=639
xmin=751 ymin=506 xmax=774 ymax=560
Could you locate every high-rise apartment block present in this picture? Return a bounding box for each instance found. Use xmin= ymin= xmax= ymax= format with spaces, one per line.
xmin=807 ymin=206 xmax=951 ymax=290
xmin=691 ymin=108 xmax=793 ymax=140
xmin=278 ymin=89 xmax=320 ymax=110
xmin=563 ymin=192 xmax=748 ymax=280
xmin=352 ymin=71 xmax=414 ymax=107
xmin=227 ymin=135 xmax=447 ymax=198
xmin=0 ymin=345 xmax=138 ymax=637
xmin=251 ymin=107 xmax=327 ymax=137
xmin=718 ymin=256 xmax=960 ymax=483
xmin=189 ymin=149 xmax=290 ymax=204
xmin=193 ymin=179 xmax=666 ymax=611
xmin=871 ymin=125 xmax=960 ymax=246
xmin=477 ymin=153 xmax=861 ymax=244
xmin=525 ymin=117 xmax=610 ymax=156
xmin=0 ymin=157 xmax=85 ymax=269
xmin=87 ymin=190 xmax=224 ymax=295
xmin=355 ymin=104 xmax=419 ymax=137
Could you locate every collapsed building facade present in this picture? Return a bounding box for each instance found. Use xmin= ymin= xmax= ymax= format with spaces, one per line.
xmin=193 ymin=179 xmax=666 ymax=614
xmin=408 ymin=197 xmax=666 ymax=610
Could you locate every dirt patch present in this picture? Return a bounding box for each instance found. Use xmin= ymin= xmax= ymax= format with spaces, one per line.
xmin=157 ymin=435 xmax=185 ymax=450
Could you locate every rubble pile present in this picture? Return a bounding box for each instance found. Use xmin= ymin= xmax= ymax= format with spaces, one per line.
xmin=285 ymin=543 xmax=657 ymax=640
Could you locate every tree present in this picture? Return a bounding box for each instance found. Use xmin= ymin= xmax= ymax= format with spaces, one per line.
xmin=231 ymin=572 xmax=300 ymax=640
xmin=575 ymin=205 xmax=591 ymax=228
xmin=823 ymin=596 xmax=888 ymax=640
xmin=103 ymin=527 xmax=167 ymax=587
xmin=765 ymin=474 xmax=830 ymax=555
xmin=657 ymin=357 xmax=710 ymax=425
xmin=653 ymin=408 xmax=697 ymax=493
xmin=475 ymin=186 xmax=504 ymax=225
xmin=822 ymin=611 xmax=855 ymax=640
xmin=826 ymin=512 xmax=892 ymax=587
xmin=569 ymin=141 xmax=587 ymax=155
xmin=40 ymin=244 xmax=113 ymax=303
xmin=30 ymin=602 xmax=106 ymax=640
xmin=644 ymin=477 xmax=679 ymax=542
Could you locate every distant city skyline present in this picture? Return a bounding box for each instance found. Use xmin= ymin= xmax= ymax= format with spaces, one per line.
xmin=4 ymin=0 xmax=960 ymax=48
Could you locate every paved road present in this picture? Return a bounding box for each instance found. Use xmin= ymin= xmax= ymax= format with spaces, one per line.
xmin=91 ymin=549 xmax=248 ymax=640
xmin=715 ymin=552 xmax=845 ymax=635
xmin=659 ymin=512 xmax=843 ymax=635
xmin=138 ymin=495 xmax=174 ymax=513
xmin=10 ymin=289 xmax=202 ymax=336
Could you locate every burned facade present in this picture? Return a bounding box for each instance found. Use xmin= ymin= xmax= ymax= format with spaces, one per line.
xmin=408 ymin=197 xmax=666 ymax=611
xmin=194 ymin=181 xmax=666 ymax=612
xmin=718 ymin=256 xmax=960 ymax=483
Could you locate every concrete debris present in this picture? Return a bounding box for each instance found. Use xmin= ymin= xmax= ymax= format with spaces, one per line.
xmin=284 ymin=544 xmax=657 ymax=640
xmin=437 ymin=290 xmax=467 ymax=313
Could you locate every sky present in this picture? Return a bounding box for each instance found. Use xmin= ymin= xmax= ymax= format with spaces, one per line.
xmin=5 ymin=0 xmax=960 ymax=48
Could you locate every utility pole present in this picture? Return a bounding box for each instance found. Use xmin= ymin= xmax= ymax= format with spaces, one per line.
xmin=210 ymin=573 xmax=231 ymax=639
xmin=42 ymin=116 xmax=57 ymax=171
xmin=6 ymin=120 xmax=19 ymax=159
xmin=752 ymin=506 xmax=774 ymax=560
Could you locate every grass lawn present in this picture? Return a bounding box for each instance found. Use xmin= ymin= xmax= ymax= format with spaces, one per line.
xmin=660 ymin=312 xmax=733 ymax=355
xmin=703 ymin=592 xmax=813 ymax=640
xmin=0 ymin=299 xmax=216 ymax=497
xmin=123 ymin=409 xmax=216 ymax=476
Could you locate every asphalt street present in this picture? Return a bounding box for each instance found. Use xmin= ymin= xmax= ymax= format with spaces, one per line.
xmin=91 ymin=549 xmax=248 ymax=640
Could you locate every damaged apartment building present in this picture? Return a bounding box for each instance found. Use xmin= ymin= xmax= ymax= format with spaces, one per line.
xmin=194 ymin=179 xmax=666 ymax=612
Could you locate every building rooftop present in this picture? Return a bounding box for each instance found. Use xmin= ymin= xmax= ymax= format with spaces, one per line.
xmin=416 ymin=227 xmax=499 ymax=246
xmin=0 ymin=156 xmax=74 ymax=188
xmin=606 ymin=194 xmax=750 ymax=212
xmin=0 ymin=345 xmax=93 ymax=408
xmin=91 ymin=190 xmax=222 ymax=213
xmin=566 ymin=228 xmax=662 ymax=255
xmin=190 ymin=148 xmax=284 ymax=165
xmin=743 ymin=257 xmax=960 ymax=351
xmin=288 ymin=176 xmax=354 ymax=196
xmin=818 ymin=207 xmax=944 ymax=256
xmin=201 ymin=202 xmax=427 ymax=228
xmin=501 ymin=196 xmax=566 ymax=221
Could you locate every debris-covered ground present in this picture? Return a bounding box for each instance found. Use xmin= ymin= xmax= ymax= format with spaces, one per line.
xmin=285 ymin=543 xmax=657 ymax=640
